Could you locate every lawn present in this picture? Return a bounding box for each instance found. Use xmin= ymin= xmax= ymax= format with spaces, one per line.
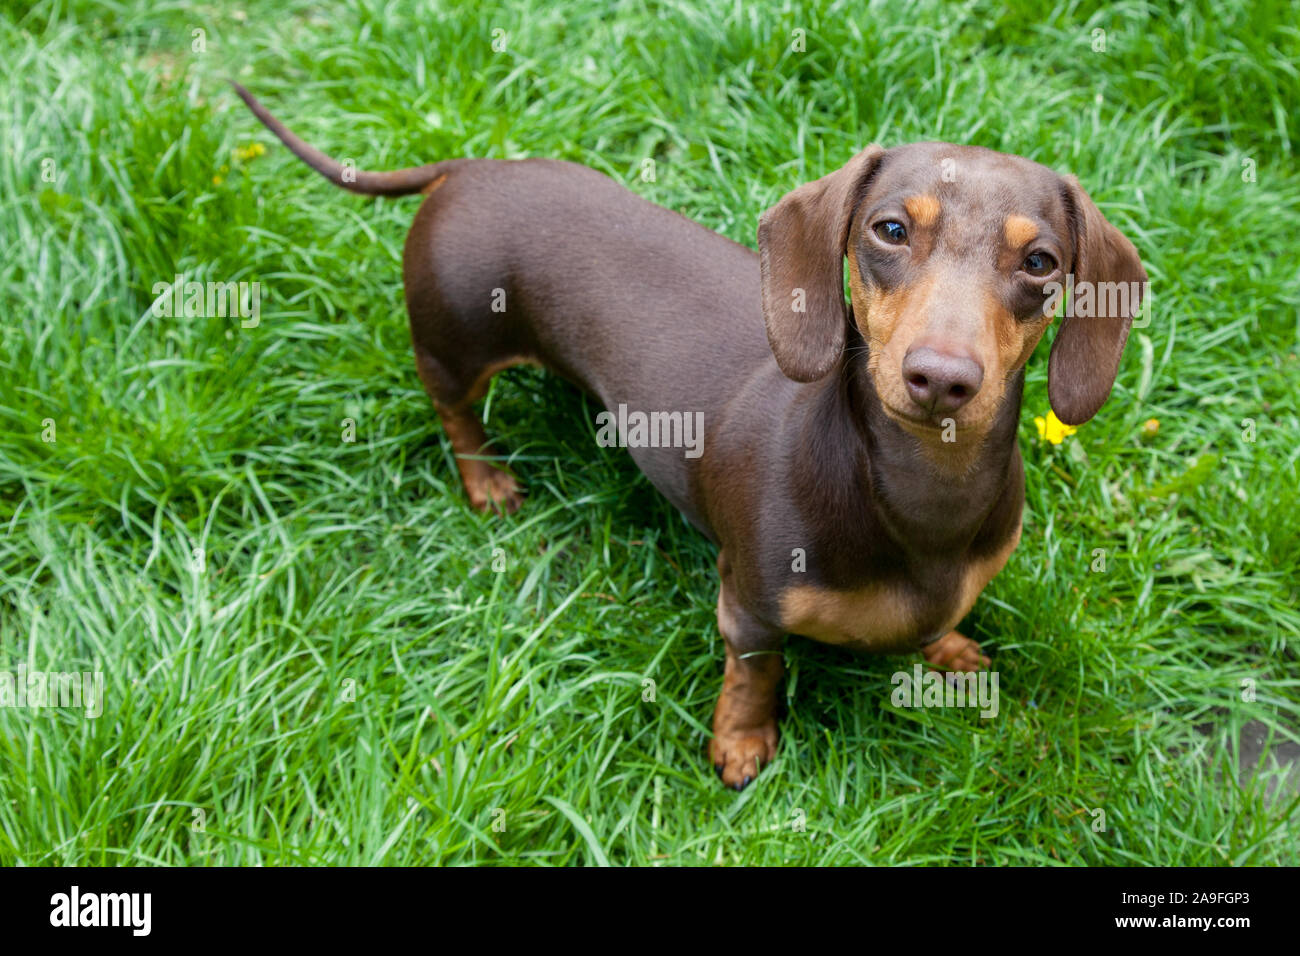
xmin=1 ymin=0 xmax=1297 ymax=865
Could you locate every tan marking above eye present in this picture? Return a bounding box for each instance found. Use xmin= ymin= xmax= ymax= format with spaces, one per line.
xmin=903 ymin=194 xmax=941 ymax=229
xmin=1003 ymin=214 xmax=1038 ymax=248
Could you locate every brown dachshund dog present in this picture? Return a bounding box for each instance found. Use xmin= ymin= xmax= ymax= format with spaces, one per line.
xmin=235 ymin=83 xmax=1147 ymax=788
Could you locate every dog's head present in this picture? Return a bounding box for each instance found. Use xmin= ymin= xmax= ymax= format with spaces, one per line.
xmin=758 ymin=143 xmax=1147 ymax=433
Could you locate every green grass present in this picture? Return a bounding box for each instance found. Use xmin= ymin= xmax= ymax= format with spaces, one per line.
xmin=2 ymin=0 xmax=1298 ymax=865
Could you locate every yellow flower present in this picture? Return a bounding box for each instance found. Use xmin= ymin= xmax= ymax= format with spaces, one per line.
xmin=233 ymin=142 xmax=267 ymax=162
xmin=1141 ymin=418 xmax=1160 ymax=440
xmin=1034 ymin=409 xmax=1078 ymax=445
xmin=212 ymin=174 xmax=224 ymax=185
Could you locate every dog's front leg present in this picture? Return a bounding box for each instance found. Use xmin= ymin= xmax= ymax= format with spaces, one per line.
xmin=709 ymin=556 xmax=782 ymax=790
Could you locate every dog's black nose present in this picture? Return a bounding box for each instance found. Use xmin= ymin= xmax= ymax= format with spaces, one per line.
xmin=902 ymin=347 xmax=984 ymax=414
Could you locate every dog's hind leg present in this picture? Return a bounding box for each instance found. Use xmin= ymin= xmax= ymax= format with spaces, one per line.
xmin=413 ymin=345 xmax=531 ymax=515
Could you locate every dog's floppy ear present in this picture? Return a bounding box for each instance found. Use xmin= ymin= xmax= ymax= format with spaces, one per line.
xmin=1048 ymin=175 xmax=1148 ymax=425
xmin=758 ymin=145 xmax=885 ymax=383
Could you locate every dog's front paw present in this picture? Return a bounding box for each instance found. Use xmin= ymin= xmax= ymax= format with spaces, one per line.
xmin=710 ymin=722 xmax=778 ymax=790
xmin=467 ymin=467 xmax=524 ymax=515
xmin=922 ymin=630 xmax=990 ymax=672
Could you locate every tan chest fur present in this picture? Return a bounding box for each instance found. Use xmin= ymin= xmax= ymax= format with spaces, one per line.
xmin=778 ymin=522 xmax=1021 ymax=653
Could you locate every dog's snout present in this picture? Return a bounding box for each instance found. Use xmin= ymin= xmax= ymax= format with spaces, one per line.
xmin=901 ymin=346 xmax=984 ymax=415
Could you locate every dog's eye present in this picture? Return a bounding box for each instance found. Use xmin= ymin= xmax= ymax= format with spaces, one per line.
xmin=1022 ymin=252 xmax=1057 ymax=276
xmin=873 ymin=221 xmax=908 ymax=245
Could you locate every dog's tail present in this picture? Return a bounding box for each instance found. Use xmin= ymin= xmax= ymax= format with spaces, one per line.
xmin=231 ymin=82 xmax=444 ymax=197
